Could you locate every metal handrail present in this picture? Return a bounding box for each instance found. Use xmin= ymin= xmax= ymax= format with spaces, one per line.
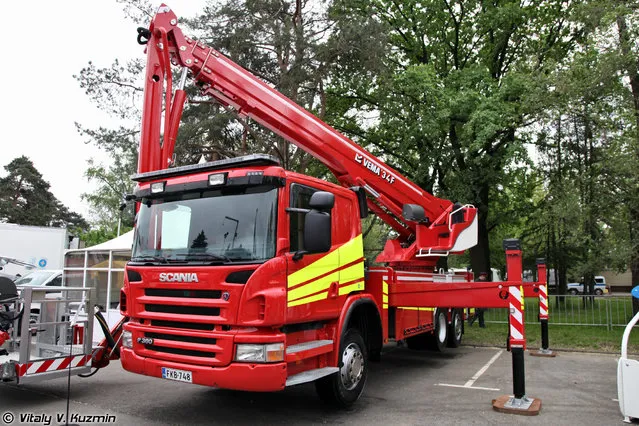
xmin=621 ymin=311 xmax=639 ymax=360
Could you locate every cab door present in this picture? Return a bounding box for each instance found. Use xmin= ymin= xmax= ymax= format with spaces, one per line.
xmin=286 ymin=182 xmax=341 ymax=322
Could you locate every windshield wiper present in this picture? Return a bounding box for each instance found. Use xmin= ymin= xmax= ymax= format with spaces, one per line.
xmin=130 ymin=255 xmax=168 ymax=263
xmin=170 ymin=253 xmax=232 ymax=263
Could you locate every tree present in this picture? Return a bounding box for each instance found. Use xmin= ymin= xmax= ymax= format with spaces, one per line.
xmin=75 ymin=0 xmax=342 ymax=226
xmin=325 ymin=0 xmax=586 ymax=275
xmin=523 ymin=1 xmax=639 ymax=293
xmin=0 ymin=156 xmax=88 ymax=232
xmin=614 ymin=3 xmax=639 ymax=289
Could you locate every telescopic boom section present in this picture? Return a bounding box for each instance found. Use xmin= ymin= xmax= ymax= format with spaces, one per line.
xmin=138 ymin=5 xmax=478 ymax=262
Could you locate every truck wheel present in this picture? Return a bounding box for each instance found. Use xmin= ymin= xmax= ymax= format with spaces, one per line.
xmin=315 ymin=328 xmax=368 ymax=407
xmin=569 ymin=289 xmax=578 ymax=295
xmin=427 ymin=309 xmax=449 ymax=352
xmin=447 ymin=309 xmax=463 ymax=348
xmin=595 ymin=289 xmax=603 ymax=296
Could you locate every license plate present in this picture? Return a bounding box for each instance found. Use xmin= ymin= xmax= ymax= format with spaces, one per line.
xmin=161 ymin=367 xmax=192 ymax=383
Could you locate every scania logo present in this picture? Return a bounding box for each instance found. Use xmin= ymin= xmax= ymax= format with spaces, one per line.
xmin=159 ymin=272 xmax=199 ymax=283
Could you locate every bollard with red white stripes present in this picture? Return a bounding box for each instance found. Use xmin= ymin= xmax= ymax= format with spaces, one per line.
xmin=493 ymin=239 xmax=542 ymax=415
xmin=531 ymin=258 xmax=556 ymax=357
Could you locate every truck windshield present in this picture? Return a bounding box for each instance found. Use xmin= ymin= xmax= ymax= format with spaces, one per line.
xmin=132 ymin=186 xmax=278 ymax=264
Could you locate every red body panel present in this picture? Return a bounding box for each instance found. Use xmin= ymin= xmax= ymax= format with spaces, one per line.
xmin=121 ymin=348 xmax=287 ymax=391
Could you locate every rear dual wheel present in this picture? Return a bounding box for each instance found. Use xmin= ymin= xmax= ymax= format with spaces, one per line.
xmin=406 ymin=309 xmax=450 ymax=352
xmin=447 ymin=309 xmax=463 ymax=348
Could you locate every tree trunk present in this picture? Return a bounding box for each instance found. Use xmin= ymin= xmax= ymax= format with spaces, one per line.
xmin=470 ymin=183 xmax=490 ymax=277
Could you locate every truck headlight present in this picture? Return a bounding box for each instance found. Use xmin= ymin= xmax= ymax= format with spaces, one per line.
xmin=122 ymin=330 xmax=133 ymax=348
xmin=235 ymin=343 xmax=284 ymax=363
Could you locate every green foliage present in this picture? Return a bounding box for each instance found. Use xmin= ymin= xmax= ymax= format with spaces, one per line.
xmin=74 ymin=0 xmax=639 ymax=287
xmin=325 ymin=0 xmax=583 ymax=274
xmin=78 ymin=226 xmax=132 ymax=247
xmin=0 ymin=156 xmax=88 ymax=233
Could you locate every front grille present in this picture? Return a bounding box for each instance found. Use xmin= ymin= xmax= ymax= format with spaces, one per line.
xmin=151 ymin=320 xmax=215 ymax=331
xmin=145 ymin=304 xmax=220 ymax=316
xmin=146 ymin=332 xmax=216 ymax=345
xmin=145 ymin=344 xmax=216 ymax=358
xmin=145 ymin=289 xmax=221 ymax=298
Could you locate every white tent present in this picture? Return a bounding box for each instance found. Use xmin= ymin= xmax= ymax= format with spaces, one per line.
xmin=63 ymin=231 xmax=133 ymax=343
xmin=84 ymin=230 xmax=134 ymax=251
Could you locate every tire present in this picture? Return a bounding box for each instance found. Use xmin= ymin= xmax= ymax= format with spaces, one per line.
xmin=569 ymin=289 xmax=578 ymax=295
xmin=427 ymin=309 xmax=449 ymax=352
xmin=447 ymin=309 xmax=463 ymax=348
xmin=594 ymin=289 xmax=603 ymax=296
xmin=315 ymin=328 xmax=368 ymax=407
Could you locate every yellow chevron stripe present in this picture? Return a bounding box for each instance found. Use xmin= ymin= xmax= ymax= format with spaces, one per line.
xmin=287 ymin=250 xmax=339 ymax=288
xmin=339 ymin=281 xmax=365 ymax=296
xmin=339 ymin=234 xmax=364 ymax=265
xmin=286 ymin=235 xmax=364 ymax=307
xmin=288 ymin=271 xmax=338 ymax=302
xmin=382 ymin=304 xmax=388 ymax=309
xmin=339 ymin=261 xmax=364 ymax=285
xmin=288 ymin=291 xmax=328 ymax=307
xmin=382 ymin=294 xmax=388 ymax=303
xmin=383 ymin=281 xmax=388 ymax=295
xmin=287 ymin=235 xmax=363 ymax=288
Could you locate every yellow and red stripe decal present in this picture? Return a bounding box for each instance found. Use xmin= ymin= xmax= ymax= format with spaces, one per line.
xmin=287 ymin=235 xmax=364 ymax=307
xmin=397 ymin=307 xmax=435 ymax=311
xmin=382 ymin=281 xmax=388 ymax=309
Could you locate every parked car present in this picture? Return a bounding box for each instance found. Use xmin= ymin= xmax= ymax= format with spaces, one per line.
xmin=567 ymin=276 xmax=609 ymax=295
xmin=13 ymin=269 xmax=62 ymax=288
xmin=14 ymin=270 xmax=63 ymax=324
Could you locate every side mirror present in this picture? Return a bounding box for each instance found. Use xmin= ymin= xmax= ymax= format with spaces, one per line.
xmin=302 ymin=210 xmax=331 ymax=254
xmin=309 ymin=192 xmax=334 ymax=211
xmin=350 ymin=186 xmax=368 ymax=219
xmin=291 ymin=191 xmax=334 ymax=261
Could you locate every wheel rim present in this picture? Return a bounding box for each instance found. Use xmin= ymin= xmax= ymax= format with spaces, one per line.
xmin=340 ymin=342 xmax=365 ymax=391
xmin=437 ymin=312 xmax=447 ymax=343
xmin=453 ymin=312 xmax=462 ymax=341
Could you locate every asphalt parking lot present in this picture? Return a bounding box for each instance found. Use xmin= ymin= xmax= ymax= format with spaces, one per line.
xmin=0 ymin=345 xmax=625 ymax=425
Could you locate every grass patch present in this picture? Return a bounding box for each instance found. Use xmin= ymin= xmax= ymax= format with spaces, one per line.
xmin=463 ymin=321 xmax=639 ymax=354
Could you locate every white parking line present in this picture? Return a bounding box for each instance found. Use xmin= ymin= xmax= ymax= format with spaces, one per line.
xmin=436 ymin=350 xmax=503 ymax=391
xmin=437 ymin=383 xmax=500 ymax=391
xmin=464 ymin=350 xmax=503 ymax=387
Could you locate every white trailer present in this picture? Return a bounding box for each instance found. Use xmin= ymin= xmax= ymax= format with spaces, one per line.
xmin=0 ymin=223 xmax=70 ymax=276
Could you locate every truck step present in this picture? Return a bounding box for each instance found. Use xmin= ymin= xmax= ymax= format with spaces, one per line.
xmin=286 ymin=340 xmax=333 ymax=362
xmin=286 ymin=367 xmax=339 ymax=387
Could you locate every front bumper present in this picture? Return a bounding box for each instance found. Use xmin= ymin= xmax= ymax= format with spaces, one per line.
xmin=121 ymin=348 xmax=287 ymax=391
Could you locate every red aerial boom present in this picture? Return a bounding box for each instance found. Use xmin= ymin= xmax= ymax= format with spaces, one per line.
xmin=137 ymin=4 xmax=477 ymax=266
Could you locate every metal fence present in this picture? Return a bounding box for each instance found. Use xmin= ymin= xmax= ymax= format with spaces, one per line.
xmin=484 ymin=295 xmax=636 ymax=329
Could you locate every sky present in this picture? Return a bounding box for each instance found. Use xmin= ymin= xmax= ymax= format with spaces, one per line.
xmin=0 ymin=1 xmax=207 ymax=222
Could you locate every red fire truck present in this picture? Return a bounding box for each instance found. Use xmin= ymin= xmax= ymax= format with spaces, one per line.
xmin=116 ymin=4 xmax=544 ymax=407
